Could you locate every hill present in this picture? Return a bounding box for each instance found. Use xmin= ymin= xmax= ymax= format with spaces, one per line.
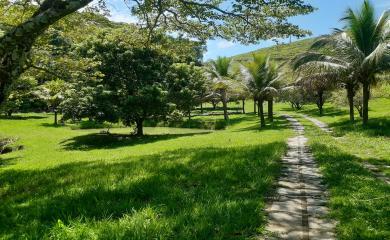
xmin=232 ymin=38 xmax=316 ymax=83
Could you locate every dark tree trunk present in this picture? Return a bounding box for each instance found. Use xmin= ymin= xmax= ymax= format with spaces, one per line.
xmin=7 ymin=110 xmax=12 ymax=117
xmin=0 ymin=0 xmax=93 ymax=104
xmin=54 ymin=110 xmax=58 ymax=125
xmin=188 ymin=110 xmax=191 ymax=120
xmin=259 ymin=99 xmax=265 ymax=127
xmin=362 ymin=81 xmax=369 ymax=126
xmin=242 ymin=99 xmax=245 ymax=114
xmin=268 ymin=99 xmax=273 ymax=122
xmin=136 ymin=118 xmax=144 ymax=136
xmin=253 ymin=97 xmax=257 ymax=114
xmin=316 ymin=91 xmax=324 ymax=116
xmin=200 ymin=103 xmax=203 ymax=114
xmin=257 ymin=100 xmax=261 ymax=117
xmin=212 ymin=101 xmax=216 ymax=110
xmin=346 ymin=86 xmax=355 ymax=122
xmin=222 ymin=90 xmax=229 ymax=121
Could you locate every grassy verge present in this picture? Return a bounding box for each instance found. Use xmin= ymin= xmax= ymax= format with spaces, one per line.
xmin=0 ymin=113 xmax=291 ymax=239
xmin=287 ymin=114 xmax=390 ymax=239
xmin=279 ymin=98 xmax=390 ymax=176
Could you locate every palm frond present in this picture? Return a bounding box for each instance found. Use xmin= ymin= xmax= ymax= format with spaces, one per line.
xmin=292 ymin=52 xmax=348 ymax=70
xmin=362 ymin=42 xmax=390 ymax=71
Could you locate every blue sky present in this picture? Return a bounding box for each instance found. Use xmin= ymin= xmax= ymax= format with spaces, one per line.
xmin=106 ymin=0 xmax=390 ymax=60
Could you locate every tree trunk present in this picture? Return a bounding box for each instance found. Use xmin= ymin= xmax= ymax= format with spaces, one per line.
xmin=222 ymin=90 xmax=229 ymax=121
xmin=259 ymin=99 xmax=265 ymax=127
xmin=188 ymin=110 xmax=191 ymax=120
xmin=212 ymin=101 xmax=216 ymax=110
xmin=253 ymin=97 xmax=257 ymax=114
xmin=7 ymin=110 xmax=12 ymax=117
xmin=54 ymin=110 xmax=58 ymax=125
xmin=268 ymin=99 xmax=273 ymax=122
xmin=242 ymin=99 xmax=245 ymax=114
xmin=346 ymin=86 xmax=355 ymax=122
xmin=316 ymin=91 xmax=324 ymax=116
xmin=136 ymin=118 xmax=144 ymax=136
xmin=0 ymin=0 xmax=93 ymax=104
xmin=362 ymin=81 xmax=369 ymax=126
xmin=200 ymin=103 xmax=203 ymax=114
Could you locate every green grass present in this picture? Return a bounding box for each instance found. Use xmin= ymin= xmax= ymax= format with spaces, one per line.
xmin=279 ymin=97 xmax=390 ymax=239
xmin=280 ymin=98 xmax=390 ymax=175
xmin=0 ymin=113 xmax=292 ymax=239
xmin=288 ymin=114 xmax=390 ymax=240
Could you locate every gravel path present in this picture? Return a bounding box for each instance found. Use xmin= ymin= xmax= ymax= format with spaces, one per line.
xmin=264 ymin=115 xmax=335 ymax=239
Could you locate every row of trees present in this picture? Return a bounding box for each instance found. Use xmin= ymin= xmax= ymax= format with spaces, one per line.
xmin=292 ymin=0 xmax=389 ymax=125
xmin=0 ymin=0 xmax=314 ymax=106
xmin=1 ymin=0 xmax=386 ymax=131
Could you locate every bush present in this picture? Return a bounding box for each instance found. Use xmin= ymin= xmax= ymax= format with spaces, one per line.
xmin=144 ymin=118 xmax=227 ymax=130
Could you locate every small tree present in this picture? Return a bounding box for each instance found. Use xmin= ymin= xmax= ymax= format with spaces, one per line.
xmin=279 ymin=86 xmax=308 ymax=110
xmin=122 ymin=85 xmax=172 ymax=136
xmin=167 ymin=63 xmax=207 ymax=120
xmin=35 ymin=79 xmax=67 ymax=125
xmin=294 ymin=73 xmax=335 ymax=115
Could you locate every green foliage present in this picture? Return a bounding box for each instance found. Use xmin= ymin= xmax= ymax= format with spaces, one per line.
xmin=241 ymin=54 xmax=280 ymax=100
xmin=167 ymin=63 xmax=208 ymax=117
xmin=0 ymin=76 xmax=40 ymax=116
xmin=292 ymin=0 xmax=389 ymax=123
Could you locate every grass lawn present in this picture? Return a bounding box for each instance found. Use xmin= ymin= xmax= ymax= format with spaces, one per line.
xmin=279 ymin=98 xmax=390 ymax=239
xmin=279 ymin=98 xmax=390 ymax=176
xmin=0 ymin=113 xmax=292 ymax=239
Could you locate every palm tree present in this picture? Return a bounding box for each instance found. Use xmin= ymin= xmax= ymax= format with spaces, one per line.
xmin=207 ymin=57 xmax=234 ymax=121
xmin=240 ymin=54 xmax=280 ymax=127
xmin=293 ymin=0 xmax=389 ymax=125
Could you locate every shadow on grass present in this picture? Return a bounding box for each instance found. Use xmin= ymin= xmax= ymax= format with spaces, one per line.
xmin=40 ymin=123 xmax=66 ymax=128
xmin=0 ymin=157 xmax=20 ymax=167
xmin=61 ymin=132 xmax=211 ymax=151
xmin=279 ymin=105 xmax=348 ymax=117
xmin=232 ymin=116 xmax=290 ymax=132
xmin=329 ymin=117 xmax=390 ymax=138
xmin=310 ymin=142 xmax=390 ymax=239
xmin=0 ymin=115 xmax=48 ymax=120
xmin=0 ymin=143 xmax=286 ymax=239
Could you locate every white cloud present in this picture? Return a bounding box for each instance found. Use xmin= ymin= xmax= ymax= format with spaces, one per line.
xmin=109 ymin=12 xmax=138 ymax=23
xmin=217 ymin=40 xmax=235 ymax=49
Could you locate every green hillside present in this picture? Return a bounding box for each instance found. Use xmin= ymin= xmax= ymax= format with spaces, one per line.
xmin=232 ymin=38 xmax=316 ymax=82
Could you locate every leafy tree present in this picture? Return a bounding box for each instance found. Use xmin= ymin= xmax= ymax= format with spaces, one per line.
xmin=167 ymin=63 xmax=207 ymax=120
xmin=122 ymin=85 xmax=172 ymax=136
xmin=0 ymin=0 xmax=314 ymax=104
xmin=279 ymin=86 xmax=308 ymax=110
xmin=0 ymin=76 xmax=37 ymax=116
xmin=293 ymin=0 xmax=389 ymax=124
xmin=34 ymin=79 xmax=67 ymax=124
xmin=240 ymin=55 xmax=280 ymax=127
xmin=81 ymin=31 xmax=174 ymax=135
xmin=294 ymin=73 xmax=335 ymax=115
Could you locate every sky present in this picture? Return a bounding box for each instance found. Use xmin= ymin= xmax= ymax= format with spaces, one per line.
xmin=106 ymin=0 xmax=390 ymax=61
